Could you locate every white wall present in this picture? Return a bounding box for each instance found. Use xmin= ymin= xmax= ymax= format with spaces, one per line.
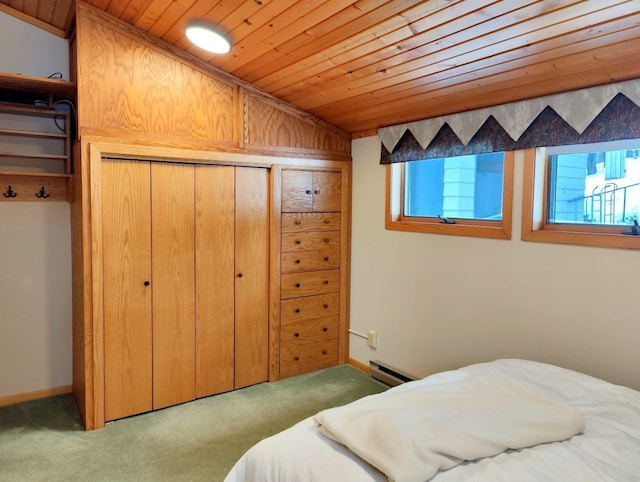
xmin=0 ymin=12 xmax=72 ymax=397
xmin=350 ymin=137 xmax=640 ymax=390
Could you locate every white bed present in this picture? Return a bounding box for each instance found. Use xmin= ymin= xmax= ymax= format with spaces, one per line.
xmin=224 ymin=359 xmax=640 ymax=482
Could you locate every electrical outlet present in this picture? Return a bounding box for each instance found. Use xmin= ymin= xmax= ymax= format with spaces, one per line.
xmin=367 ymin=330 xmax=378 ymax=349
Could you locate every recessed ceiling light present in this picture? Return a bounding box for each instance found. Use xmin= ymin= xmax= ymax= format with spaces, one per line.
xmin=185 ymin=23 xmax=231 ymax=54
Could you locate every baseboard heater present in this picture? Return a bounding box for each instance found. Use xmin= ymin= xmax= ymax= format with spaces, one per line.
xmin=369 ymin=360 xmax=416 ymax=387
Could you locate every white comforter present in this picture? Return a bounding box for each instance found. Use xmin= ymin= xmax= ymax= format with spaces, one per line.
xmin=224 ymin=359 xmax=640 ymax=482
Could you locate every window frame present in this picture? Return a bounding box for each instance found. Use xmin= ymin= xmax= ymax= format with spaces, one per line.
xmin=385 ymin=151 xmax=514 ymax=239
xmin=521 ymin=148 xmax=640 ymax=250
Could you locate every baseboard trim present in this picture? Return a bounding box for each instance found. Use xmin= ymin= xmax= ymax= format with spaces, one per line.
xmin=347 ymin=357 xmax=370 ymax=374
xmin=0 ymin=385 xmax=73 ymax=407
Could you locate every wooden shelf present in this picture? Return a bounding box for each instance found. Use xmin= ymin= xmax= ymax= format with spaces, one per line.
xmin=0 ymin=171 xmax=72 ymax=202
xmin=0 ymin=72 xmax=75 ymax=99
xmin=0 ymin=74 xmax=75 ymax=201
xmin=0 ymin=152 xmax=68 ymax=161
xmin=0 ymin=128 xmax=67 ymax=139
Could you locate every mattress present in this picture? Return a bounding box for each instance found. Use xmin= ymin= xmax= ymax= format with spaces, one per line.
xmin=224 ymin=359 xmax=640 ymax=482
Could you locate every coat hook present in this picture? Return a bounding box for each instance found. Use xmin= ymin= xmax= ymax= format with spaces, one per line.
xmin=3 ymin=185 xmax=17 ymax=198
xmin=36 ymin=186 xmax=50 ymax=199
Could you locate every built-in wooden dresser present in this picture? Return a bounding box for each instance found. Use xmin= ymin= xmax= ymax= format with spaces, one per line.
xmin=279 ymin=169 xmax=343 ymax=377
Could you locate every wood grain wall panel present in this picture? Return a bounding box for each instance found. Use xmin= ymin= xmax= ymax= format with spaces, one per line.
xmin=76 ymin=11 xmax=238 ymax=149
xmin=243 ymin=92 xmax=351 ymax=156
xmin=75 ymin=5 xmax=351 ymax=159
xmin=151 ymin=162 xmax=196 ymax=410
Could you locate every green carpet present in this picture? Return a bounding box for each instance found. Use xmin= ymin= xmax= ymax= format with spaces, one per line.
xmin=0 ymin=365 xmax=386 ymax=482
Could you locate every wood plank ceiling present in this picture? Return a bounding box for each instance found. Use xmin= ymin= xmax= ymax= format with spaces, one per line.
xmin=3 ymin=0 xmax=640 ymax=137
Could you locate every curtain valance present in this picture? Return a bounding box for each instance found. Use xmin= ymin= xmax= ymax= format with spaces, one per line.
xmin=378 ymin=78 xmax=640 ymax=164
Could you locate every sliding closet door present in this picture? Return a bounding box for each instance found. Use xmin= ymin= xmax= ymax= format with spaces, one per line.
xmin=235 ymin=167 xmax=269 ymax=389
xmin=152 ymin=162 xmax=196 ymax=410
xmin=102 ymin=160 xmax=153 ymax=422
xmin=195 ymin=165 xmax=235 ymax=398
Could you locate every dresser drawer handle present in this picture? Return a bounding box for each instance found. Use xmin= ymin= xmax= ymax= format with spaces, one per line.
xmin=305 ymin=190 xmax=312 ymax=195
xmin=323 ymin=327 xmax=328 ymax=332
xmin=295 ymin=259 xmax=301 ymax=264
xmin=323 ymin=304 xmax=329 ymax=309
xmin=324 ymin=219 xmax=330 ymax=224
xmin=294 ymin=332 xmax=300 ymax=337
xmin=295 ymin=283 xmax=301 ymax=288
xmin=322 ymin=350 xmax=328 ymax=355
xmin=324 ymin=256 xmax=329 ymax=261
xmin=314 ymin=190 xmax=320 ymax=194
xmin=295 ymin=308 xmax=300 ymax=313
xmin=295 ymin=240 xmax=302 ymax=244
xmin=324 ymin=238 xmax=330 ymax=243
xmin=295 ymin=220 xmax=301 ymax=225
xmin=323 ymin=280 xmax=329 ymax=285
xmin=294 ymin=356 xmax=299 ymax=361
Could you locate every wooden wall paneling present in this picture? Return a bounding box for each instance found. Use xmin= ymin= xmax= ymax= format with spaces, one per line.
xmin=243 ymin=92 xmax=351 ymax=158
xmin=88 ymin=142 xmax=106 ymax=429
xmin=194 ymin=165 xmax=236 ymax=398
xmin=71 ymin=140 xmax=89 ymax=428
xmin=338 ymin=164 xmax=351 ymax=364
xmin=234 ymin=167 xmax=269 ymax=389
xmin=151 ymin=162 xmax=196 ymax=409
xmin=268 ymin=165 xmax=282 ymax=382
xmin=76 ymin=5 xmax=351 ymax=160
xmin=102 ymin=160 xmax=153 ymax=421
xmin=76 ymin=8 xmax=239 ymax=150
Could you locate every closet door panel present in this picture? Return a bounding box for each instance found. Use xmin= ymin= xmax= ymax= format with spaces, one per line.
xmin=152 ymin=163 xmax=196 ymax=410
xmin=235 ymin=167 xmax=269 ymax=389
xmin=195 ymin=165 xmax=235 ymax=398
xmin=102 ymin=160 xmax=152 ymax=422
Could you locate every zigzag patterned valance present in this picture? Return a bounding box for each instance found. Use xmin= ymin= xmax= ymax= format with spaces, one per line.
xmin=379 ymin=78 xmax=640 ymax=164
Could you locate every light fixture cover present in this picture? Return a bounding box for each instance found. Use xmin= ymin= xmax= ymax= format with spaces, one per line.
xmin=185 ymin=23 xmax=231 ymax=54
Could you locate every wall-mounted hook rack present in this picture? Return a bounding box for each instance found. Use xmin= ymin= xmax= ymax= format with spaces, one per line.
xmin=3 ymin=185 xmax=17 ymax=198
xmin=35 ymin=186 xmax=50 ymax=199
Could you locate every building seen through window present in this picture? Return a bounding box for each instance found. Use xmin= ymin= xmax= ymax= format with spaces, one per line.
xmin=548 ymin=148 xmax=640 ymax=226
xmin=404 ymin=152 xmax=505 ymax=221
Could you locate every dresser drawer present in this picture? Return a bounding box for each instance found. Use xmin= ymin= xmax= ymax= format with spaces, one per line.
xmin=281 ymin=248 xmax=340 ymax=273
xmin=281 ymin=293 xmax=340 ymax=322
xmin=281 ymin=270 xmax=340 ymax=299
xmin=282 ymin=231 xmax=340 ymax=252
xmin=280 ymin=339 xmax=338 ymax=378
xmin=281 ymin=213 xmax=341 ymax=233
xmin=281 ymin=316 xmax=339 ymax=343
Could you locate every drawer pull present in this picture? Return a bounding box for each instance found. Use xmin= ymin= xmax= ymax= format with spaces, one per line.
xmin=296 ymin=240 xmax=302 ymax=244
xmin=144 ymin=281 xmax=150 ymax=286
xmin=237 ymin=273 xmax=243 ymax=278
xmin=324 ymin=256 xmax=329 ymax=261
xmin=294 ymin=356 xmax=299 ymax=361
xmin=323 ymin=327 xmax=328 ymax=332
xmin=295 ymin=283 xmax=301 ymax=288
xmin=295 ymin=308 xmax=300 ymax=313
xmin=323 ymin=304 xmax=329 ymax=308
xmin=323 ymin=280 xmax=329 ymax=285
xmin=314 ymin=190 xmax=320 ymax=194
xmin=295 ymin=259 xmax=301 ymax=264
xmin=295 ymin=220 xmax=301 ymax=225
xmin=294 ymin=332 xmax=300 ymax=337
xmin=324 ymin=219 xmax=330 ymax=224
xmin=324 ymin=238 xmax=330 ymax=243
xmin=322 ymin=350 xmax=328 ymax=355
xmin=305 ymin=190 xmax=312 ymax=195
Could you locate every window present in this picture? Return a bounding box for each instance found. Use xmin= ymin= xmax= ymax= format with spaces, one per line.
xmin=522 ymin=140 xmax=640 ymax=250
xmin=386 ymin=152 xmax=514 ymax=239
